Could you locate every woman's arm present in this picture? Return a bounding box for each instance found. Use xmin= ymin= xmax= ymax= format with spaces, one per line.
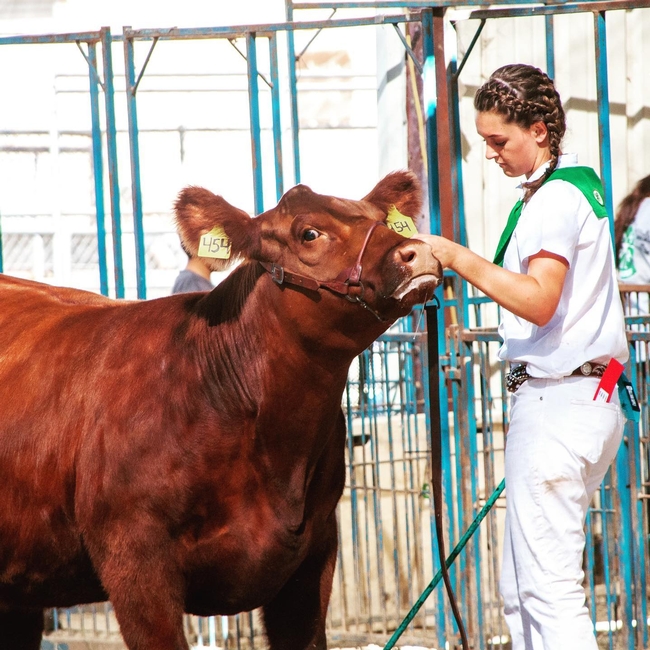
xmin=416 ymin=234 xmax=568 ymax=327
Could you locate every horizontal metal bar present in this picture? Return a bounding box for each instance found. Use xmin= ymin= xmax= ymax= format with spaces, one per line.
xmin=620 ymin=283 xmax=650 ymax=291
xmin=452 ymin=0 xmax=650 ymax=21
xmin=461 ymin=332 xmax=502 ymax=343
xmin=0 ymin=31 xmax=103 ymax=45
xmin=292 ymin=0 xmax=548 ymax=7
xmin=376 ymin=332 xmax=426 ymax=343
xmin=123 ymin=14 xmax=420 ymax=41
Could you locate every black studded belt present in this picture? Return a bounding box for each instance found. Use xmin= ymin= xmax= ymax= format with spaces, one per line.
xmin=506 ymin=361 xmax=608 ymax=394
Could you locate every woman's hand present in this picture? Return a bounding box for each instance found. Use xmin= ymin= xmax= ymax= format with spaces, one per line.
xmin=412 ymin=234 xmax=462 ymax=269
xmin=413 ymin=233 xmax=568 ymax=327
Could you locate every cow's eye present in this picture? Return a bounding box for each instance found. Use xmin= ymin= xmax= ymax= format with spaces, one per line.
xmin=302 ymin=228 xmax=320 ymax=242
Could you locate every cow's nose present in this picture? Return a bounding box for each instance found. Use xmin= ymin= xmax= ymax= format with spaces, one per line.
xmin=392 ymin=239 xmax=443 ymax=281
xmin=393 ymin=240 xmax=426 ymax=266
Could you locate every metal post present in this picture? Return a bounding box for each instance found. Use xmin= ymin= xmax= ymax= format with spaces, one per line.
xmin=421 ymin=10 xmax=441 ymax=239
xmin=447 ymin=17 xmax=485 ymax=646
xmin=285 ymin=0 xmax=301 ymax=184
xmin=593 ymin=11 xmax=615 ymax=240
xmin=100 ymin=26 xmax=125 ymax=298
xmin=545 ymin=14 xmax=555 ymax=81
xmin=595 ymin=10 xmax=633 ymax=648
xmin=630 ymin=355 xmax=649 ymax=650
xmin=421 ymin=11 xmax=453 ymax=646
xmin=86 ymin=41 xmax=109 ymax=296
xmin=613 ymin=440 xmax=635 ymax=650
xmin=269 ymin=34 xmax=285 ymax=201
xmin=246 ymin=32 xmax=264 ymax=215
xmin=123 ymin=29 xmax=147 ymax=299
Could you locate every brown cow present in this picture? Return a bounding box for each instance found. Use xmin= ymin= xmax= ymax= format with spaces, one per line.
xmin=0 ymin=171 xmax=441 ymax=650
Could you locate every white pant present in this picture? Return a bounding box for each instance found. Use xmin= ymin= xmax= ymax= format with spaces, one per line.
xmin=500 ymin=375 xmax=624 ymax=650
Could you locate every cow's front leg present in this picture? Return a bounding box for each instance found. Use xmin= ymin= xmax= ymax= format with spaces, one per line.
xmin=87 ymin=525 xmax=188 ymax=650
xmin=262 ymin=518 xmax=338 ymax=650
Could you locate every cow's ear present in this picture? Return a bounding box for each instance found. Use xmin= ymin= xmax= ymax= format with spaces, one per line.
xmin=362 ymin=170 xmax=423 ymax=220
xmin=174 ymin=186 xmax=260 ymax=271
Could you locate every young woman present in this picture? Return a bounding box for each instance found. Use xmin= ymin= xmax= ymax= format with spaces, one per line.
xmin=416 ymin=64 xmax=628 ymax=649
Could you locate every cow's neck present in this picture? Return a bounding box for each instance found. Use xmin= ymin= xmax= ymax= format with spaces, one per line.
xmin=195 ymin=264 xmax=387 ymax=526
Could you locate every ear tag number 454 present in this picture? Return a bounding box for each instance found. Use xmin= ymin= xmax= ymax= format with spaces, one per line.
xmin=198 ymin=227 xmax=232 ymax=259
xmin=386 ymin=205 xmax=417 ymax=238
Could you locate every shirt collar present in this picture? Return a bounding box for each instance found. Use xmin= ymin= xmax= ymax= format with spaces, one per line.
xmin=517 ymin=153 xmax=578 ymax=189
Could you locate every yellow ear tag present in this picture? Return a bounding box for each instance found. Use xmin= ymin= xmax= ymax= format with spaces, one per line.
xmin=386 ymin=205 xmax=417 ymax=238
xmin=197 ymin=227 xmax=232 ymax=259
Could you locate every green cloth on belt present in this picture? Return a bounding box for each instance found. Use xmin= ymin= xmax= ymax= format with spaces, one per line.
xmin=493 ymin=166 xmax=608 ymax=267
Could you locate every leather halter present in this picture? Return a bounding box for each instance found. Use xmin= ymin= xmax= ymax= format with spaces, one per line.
xmin=259 ymin=220 xmax=388 ymax=320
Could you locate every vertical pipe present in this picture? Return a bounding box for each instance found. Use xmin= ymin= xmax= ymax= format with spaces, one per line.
xmin=421 ymin=10 xmax=441 ymax=239
xmin=269 ymin=34 xmax=285 ymax=201
xmin=545 ymin=14 xmax=555 ymax=81
xmin=285 ymin=0 xmax=301 ymax=184
xmin=600 ymin=474 xmax=617 ymax=650
xmin=421 ymin=12 xmax=450 ymax=646
xmin=593 ymin=11 xmax=615 ymax=242
xmin=100 ymin=26 xmax=125 ymax=298
xmin=123 ymin=29 xmax=147 ymax=299
xmin=595 ymin=14 xmax=633 ymax=645
xmin=615 ymin=423 xmax=637 ymax=650
xmin=447 ymin=18 xmax=483 ymax=643
xmin=631 ymin=352 xmax=649 ymax=650
xmin=87 ymin=41 xmax=109 ymax=296
xmin=246 ymin=32 xmax=264 ymax=215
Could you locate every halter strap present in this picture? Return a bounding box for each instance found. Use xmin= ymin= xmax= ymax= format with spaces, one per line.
xmin=259 ymin=220 xmax=385 ymax=297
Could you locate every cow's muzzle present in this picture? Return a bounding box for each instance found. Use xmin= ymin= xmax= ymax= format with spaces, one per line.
xmin=389 ymin=239 xmax=443 ymax=302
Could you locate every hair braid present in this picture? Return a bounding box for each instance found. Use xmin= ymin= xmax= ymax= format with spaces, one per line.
xmin=474 ymin=64 xmax=566 ymax=203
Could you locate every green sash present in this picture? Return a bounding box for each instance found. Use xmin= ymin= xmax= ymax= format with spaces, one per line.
xmin=493 ymin=166 xmax=608 ymax=267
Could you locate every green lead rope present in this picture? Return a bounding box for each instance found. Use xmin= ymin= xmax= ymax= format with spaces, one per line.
xmin=383 ymin=478 xmax=506 ymax=650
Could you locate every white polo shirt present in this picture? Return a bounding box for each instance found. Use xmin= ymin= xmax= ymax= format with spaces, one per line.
xmin=498 ymin=154 xmax=629 ymax=378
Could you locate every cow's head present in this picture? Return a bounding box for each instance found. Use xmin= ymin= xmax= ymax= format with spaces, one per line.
xmin=174 ymin=171 xmax=442 ymax=325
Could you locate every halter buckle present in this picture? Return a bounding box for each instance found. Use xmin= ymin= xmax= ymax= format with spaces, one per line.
xmin=269 ymin=264 xmax=285 ymax=285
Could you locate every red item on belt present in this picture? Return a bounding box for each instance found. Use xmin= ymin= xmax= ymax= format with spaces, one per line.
xmin=593 ymin=359 xmax=625 ymax=402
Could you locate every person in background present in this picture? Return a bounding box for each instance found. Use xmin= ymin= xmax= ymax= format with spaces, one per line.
xmin=416 ymin=63 xmax=628 ymax=649
xmin=615 ymin=174 xmax=650 ymax=283
xmin=171 ymin=246 xmax=214 ymax=294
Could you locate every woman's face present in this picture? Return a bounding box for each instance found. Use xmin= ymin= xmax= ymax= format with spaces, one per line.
xmin=475 ymin=110 xmax=551 ymax=179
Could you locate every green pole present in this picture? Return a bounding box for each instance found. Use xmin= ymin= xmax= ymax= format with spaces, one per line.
xmin=384 ymin=478 xmax=505 ymax=650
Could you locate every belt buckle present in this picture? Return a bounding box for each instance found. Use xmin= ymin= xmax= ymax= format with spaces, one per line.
xmin=506 ymin=364 xmax=529 ymax=393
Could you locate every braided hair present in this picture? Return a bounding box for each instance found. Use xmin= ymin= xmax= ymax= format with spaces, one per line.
xmin=614 ymin=174 xmax=650 ymax=264
xmin=474 ymin=64 xmax=566 ymax=203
